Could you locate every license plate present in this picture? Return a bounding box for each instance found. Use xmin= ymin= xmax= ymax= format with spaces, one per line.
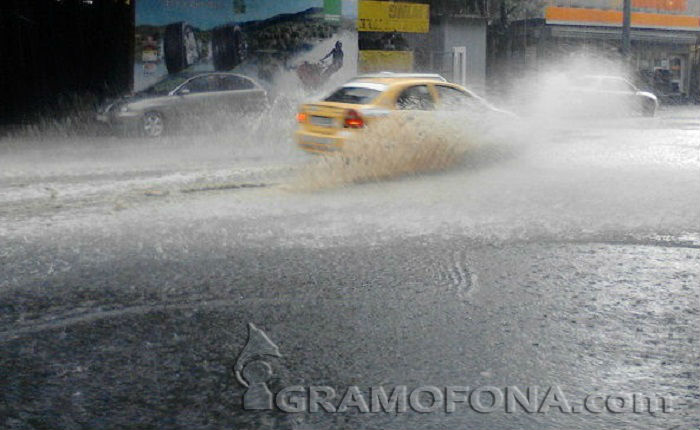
xmin=310 ymin=116 xmax=334 ymax=127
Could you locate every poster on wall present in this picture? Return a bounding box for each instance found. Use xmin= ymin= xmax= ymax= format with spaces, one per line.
xmin=356 ymin=0 xmax=429 ymax=73
xmin=134 ymin=0 xmax=357 ymax=92
xmin=358 ymin=50 xmax=413 ymax=73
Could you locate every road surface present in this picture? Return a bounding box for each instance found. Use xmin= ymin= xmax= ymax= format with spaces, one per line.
xmin=0 ymin=107 xmax=698 ymax=429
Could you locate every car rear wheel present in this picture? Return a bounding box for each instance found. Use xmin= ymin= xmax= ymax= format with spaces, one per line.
xmin=642 ymin=100 xmax=656 ymax=117
xmin=142 ymin=112 xmax=165 ymax=138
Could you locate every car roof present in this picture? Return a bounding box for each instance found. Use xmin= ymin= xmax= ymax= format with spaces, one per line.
xmin=352 ymin=72 xmax=446 ymax=81
xmin=348 ymin=77 xmax=451 ymax=87
xmin=583 ymin=74 xmax=630 ymax=81
xmin=340 ymin=78 xmax=474 ymax=97
xmin=189 ymin=72 xmax=254 ymax=79
xmin=348 ymin=72 xmax=447 ymax=86
xmin=177 ymin=72 xmax=262 ymax=88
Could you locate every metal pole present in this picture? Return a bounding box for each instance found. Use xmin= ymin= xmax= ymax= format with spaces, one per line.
xmin=621 ymin=0 xmax=631 ymax=56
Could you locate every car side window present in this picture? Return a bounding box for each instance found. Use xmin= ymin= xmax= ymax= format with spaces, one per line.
xmin=599 ymin=78 xmax=634 ymax=92
xmin=182 ymin=76 xmax=217 ymax=93
xmin=396 ymin=85 xmax=435 ymax=110
xmin=435 ymin=85 xmax=476 ymax=111
xmin=218 ymin=75 xmax=256 ymax=91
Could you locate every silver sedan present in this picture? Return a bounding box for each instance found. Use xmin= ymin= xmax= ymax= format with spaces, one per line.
xmin=97 ymin=72 xmax=268 ymax=137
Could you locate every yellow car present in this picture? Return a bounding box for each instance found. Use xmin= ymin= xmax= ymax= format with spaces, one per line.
xmin=295 ymin=72 xmax=508 ymax=153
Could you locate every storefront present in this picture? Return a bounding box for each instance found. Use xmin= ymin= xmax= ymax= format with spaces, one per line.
xmin=508 ymin=0 xmax=700 ymax=100
xmin=356 ymin=1 xmax=487 ymax=91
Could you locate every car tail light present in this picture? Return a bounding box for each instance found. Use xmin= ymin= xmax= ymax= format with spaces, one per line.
xmin=344 ymin=109 xmax=364 ymax=128
xmin=296 ymin=112 xmax=307 ymax=123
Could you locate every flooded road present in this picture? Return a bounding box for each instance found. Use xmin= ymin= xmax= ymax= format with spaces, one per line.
xmin=1 ymin=106 xmax=699 ymax=429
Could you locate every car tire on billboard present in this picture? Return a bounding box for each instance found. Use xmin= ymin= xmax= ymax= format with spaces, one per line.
xmin=212 ymin=24 xmax=246 ymax=71
xmin=164 ymin=22 xmax=200 ymax=73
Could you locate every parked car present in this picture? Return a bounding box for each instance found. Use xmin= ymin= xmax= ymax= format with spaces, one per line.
xmin=96 ymin=72 xmax=268 ymax=137
xmin=567 ymin=75 xmax=658 ymax=117
xmin=294 ymin=72 xmax=514 ymax=153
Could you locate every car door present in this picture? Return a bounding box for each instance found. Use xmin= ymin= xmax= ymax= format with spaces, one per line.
xmin=434 ymin=84 xmax=506 ymax=131
xmin=566 ymin=76 xmax=602 ymax=116
xmin=434 ymin=84 xmax=485 ymax=123
xmin=597 ymin=78 xmax=637 ymax=114
xmin=434 ymin=84 xmax=488 ymax=115
xmin=393 ymin=84 xmax=436 ymax=123
xmin=173 ymin=75 xmax=219 ymax=117
xmin=215 ymin=74 xmax=267 ymax=113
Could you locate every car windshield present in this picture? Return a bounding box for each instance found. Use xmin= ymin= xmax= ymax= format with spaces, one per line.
xmin=324 ymin=86 xmax=381 ymax=104
xmin=599 ymin=78 xmax=635 ymax=91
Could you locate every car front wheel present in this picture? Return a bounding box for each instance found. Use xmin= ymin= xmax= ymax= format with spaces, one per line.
xmin=642 ymin=100 xmax=656 ymax=117
xmin=142 ymin=112 xmax=165 ymax=138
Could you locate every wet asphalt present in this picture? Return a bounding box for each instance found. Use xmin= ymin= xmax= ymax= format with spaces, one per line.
xmin=1 ymin=108 xmax=699 ymax=429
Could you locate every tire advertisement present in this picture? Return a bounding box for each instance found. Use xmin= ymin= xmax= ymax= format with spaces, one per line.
xmin=135 ymin=0 xmax=357 ymax=92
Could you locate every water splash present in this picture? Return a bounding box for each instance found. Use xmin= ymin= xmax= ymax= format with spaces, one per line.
xmin=293 ymin=113 xmax=512 ymax=190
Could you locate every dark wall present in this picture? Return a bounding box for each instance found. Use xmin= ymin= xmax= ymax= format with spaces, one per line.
xmin=0 ymin=0 xmax=134 ymax=125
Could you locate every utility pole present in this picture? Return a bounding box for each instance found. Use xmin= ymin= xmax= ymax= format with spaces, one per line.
xmin=621 ymin=0 xmax=631 ymax=57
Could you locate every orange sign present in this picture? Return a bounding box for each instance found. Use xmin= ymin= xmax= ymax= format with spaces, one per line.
xmin=546 ymin=6 xmax=700 ymax=29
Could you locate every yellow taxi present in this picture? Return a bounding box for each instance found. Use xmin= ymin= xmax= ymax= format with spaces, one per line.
xmin=294 ymin=72 xmax=507 ymax=153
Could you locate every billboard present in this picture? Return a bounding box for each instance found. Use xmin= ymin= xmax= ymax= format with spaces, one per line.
xmin=357 ymin=1 xmax=429 ymax=33
xmin=134 ymin=0 xmax=357 ymax=91
xmin=358 ymin=50 xmax=414 ymax=72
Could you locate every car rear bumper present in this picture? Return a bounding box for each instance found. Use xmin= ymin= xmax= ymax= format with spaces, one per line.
xmin=295 ymin=130 xmax=352 ymax=153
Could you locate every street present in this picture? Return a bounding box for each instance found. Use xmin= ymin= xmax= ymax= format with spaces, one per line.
xmin=1 ymin=106 xmax=699 ymax=429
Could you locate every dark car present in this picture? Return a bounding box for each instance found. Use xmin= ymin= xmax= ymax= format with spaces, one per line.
xmin=97 ymin=72 xmax=268 ymax=137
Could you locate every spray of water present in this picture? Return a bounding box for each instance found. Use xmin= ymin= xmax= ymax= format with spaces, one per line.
xmin=1 ymin=47 xmax=698 ymax=245
xmin=292 ymin=110 xmax=522 ymax=191
xmin=502 ymin=49 xmax=642 ymax=121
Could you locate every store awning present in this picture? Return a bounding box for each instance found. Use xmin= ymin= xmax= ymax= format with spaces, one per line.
xmin=550 ymin=25 xmax=699 ymax=45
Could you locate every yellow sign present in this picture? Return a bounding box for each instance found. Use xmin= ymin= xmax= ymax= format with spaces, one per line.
xmin=357 ymin=1 xmax=429 ymax=33
xmin=358 ymin=50 xmax=414 ymax=73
